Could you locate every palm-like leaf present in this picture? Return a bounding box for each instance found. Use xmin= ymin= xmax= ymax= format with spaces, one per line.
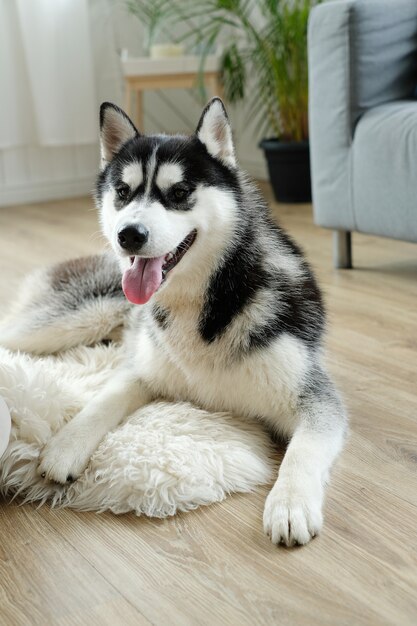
xmin=125 ymin=0 xmax=321 ymax=140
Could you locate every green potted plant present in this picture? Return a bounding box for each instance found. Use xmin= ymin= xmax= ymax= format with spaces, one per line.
xmin=177 ymin=0 xmax=322 ymax=203
xmin=124 ymin=0 xmax=321 ymax=202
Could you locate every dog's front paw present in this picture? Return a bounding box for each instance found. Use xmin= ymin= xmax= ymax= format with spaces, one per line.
xmin=38 ymin=431 xmax=92 ymax=484
xmin=263 ymin=478 xmax=323 ymax=547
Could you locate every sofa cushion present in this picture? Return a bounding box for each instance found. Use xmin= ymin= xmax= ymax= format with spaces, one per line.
xmin=352 ymin=100 xmax=417 ymax=242
xmin=350 ymin=0 xmax=417 ymax=126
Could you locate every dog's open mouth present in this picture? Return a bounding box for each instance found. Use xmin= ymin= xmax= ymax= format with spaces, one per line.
xmin=122 ymin=229 xmax=197 ymax=305
xmin=161 ymin=229 xmax=197 ymax=279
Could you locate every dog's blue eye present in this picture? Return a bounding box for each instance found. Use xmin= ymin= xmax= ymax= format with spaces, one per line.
xmin=116 ymin=185 xmax=130 ymax=200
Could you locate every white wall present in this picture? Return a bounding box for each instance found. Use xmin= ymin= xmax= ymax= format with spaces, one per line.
xmin=0 ymin=1 xmax=266 ymax=208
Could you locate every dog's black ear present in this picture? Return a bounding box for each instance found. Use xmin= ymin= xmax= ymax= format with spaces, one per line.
xmin=100 ymin=102 xmax=139 ymax=167
xmin=196 ymin=98 xmax=236 ymax=168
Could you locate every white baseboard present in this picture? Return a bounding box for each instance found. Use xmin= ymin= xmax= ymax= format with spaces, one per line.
xmin=0 ymin=176 xmax=95 ymax=207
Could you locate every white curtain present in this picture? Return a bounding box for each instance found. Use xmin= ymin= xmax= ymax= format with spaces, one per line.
xmin=0 ymin=0 xmax=110 ymax=149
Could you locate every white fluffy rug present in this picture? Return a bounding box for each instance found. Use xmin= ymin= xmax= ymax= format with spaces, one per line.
xmin=0 ymin=344 xmax=274 ymax=517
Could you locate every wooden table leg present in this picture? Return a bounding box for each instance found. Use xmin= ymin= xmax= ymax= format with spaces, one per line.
xmin=135 ymin=89 xmax=144 ymax=131
xmin=208 ymin=75 xmax=224 ymax=100
xmin=124 ymin=81 xmax=143 ymax=130
xmin=124 ymin=81 xmax=132 ymax=117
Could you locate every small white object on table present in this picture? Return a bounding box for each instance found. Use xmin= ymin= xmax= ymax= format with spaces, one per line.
xmin=121 ymin=55 xmax=222 ymax=130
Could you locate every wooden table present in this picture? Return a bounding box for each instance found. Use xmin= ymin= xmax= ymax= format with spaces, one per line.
xmin=122 ymin=55 xmax=222 ymax=130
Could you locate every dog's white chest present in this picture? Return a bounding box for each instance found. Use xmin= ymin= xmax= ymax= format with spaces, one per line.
xmin=135 ymin=313 xmax=309 ymax=434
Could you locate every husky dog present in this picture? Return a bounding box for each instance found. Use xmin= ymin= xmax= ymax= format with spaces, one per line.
xmin=4 ymin=99 xmax=347 ymax=546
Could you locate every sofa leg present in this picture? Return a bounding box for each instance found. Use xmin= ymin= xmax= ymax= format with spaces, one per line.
xmin=333 ymin=230 xmax=352 ymax=269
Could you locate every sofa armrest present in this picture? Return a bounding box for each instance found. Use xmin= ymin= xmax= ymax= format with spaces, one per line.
xmin=308 ymin=0 xmax=417 ymax=231
xmin=308 ymin=0 xmax=356 ymax=229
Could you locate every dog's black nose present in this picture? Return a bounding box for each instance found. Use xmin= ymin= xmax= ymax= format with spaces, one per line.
xmin=118 ymin=225 xmax=149 ymax=252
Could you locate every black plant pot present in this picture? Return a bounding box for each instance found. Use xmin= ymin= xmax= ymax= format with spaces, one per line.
xmin=259 ymin=138 xmax=312 ymax=203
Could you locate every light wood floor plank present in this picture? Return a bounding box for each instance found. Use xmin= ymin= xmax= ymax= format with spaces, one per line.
xmin=0 ymin=502 xmax=149 ymax=625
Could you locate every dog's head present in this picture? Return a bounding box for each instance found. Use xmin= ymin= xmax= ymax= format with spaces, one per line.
xmin=95 ymin=99 xmax=240 ymax=305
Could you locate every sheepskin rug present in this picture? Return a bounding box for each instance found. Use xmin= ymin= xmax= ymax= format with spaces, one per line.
xmin=0 ymin=343 xmax=274 ymax=516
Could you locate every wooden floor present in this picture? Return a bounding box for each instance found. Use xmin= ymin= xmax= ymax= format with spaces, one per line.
xmin=0 ymin=185 xmax=416 ymax=626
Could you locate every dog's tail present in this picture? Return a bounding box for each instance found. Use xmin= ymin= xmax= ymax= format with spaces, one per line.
xmin=0 ymin=254 xmax=131 ymax=355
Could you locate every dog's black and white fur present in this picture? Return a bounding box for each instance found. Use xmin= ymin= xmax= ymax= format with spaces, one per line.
xmin=2 ymin=99 xmax=347 ymax=546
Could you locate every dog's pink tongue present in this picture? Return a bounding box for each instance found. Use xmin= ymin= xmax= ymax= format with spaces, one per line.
xmin=122 ymin=255 xmax=165 ymax=305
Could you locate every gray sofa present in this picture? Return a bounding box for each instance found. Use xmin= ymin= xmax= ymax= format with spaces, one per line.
xmin=308 ymin=0 xmax=417 ymax=267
